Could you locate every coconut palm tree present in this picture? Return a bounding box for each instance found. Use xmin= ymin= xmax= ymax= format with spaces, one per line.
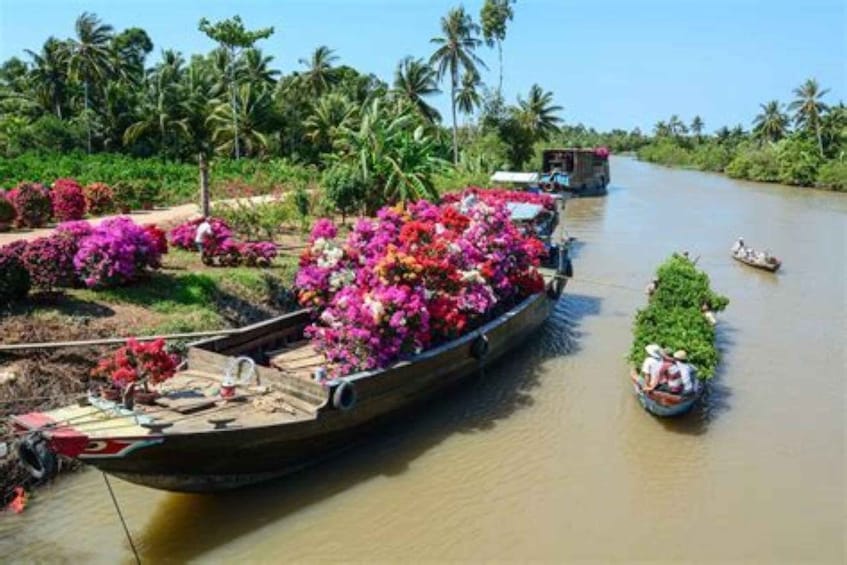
xmin=690 ymin=115 xmax=704 ymax=142
xmin=430 ymin=6 xmax=487 ymax=164
xmin=517 ymin=84 xmax=562 ymax=141
xmin=752 ymin=100 xmax=789 ymax=144
xmin=455 ymin=71 xmax=482 ymax=122
xmin=304 ymin=92 xmax=358 ymax=154
xmin=208 ymin=82 xmax=275 ymax=157
xmin=298 ymin=45 xmax=339 ymax=97
xmin=668 ymin=114 xmax=687 ymax=138
xmin=63 ymin=12 xmax=115 ymax=153
xmin=819 ymin=102 xmax=846 ymax=157
xmin=788 ymin=78 xmax=830 ymax=156
xmin=480 ymin=0 xmax=515 ymax=96
xmin=25 ymin=37 xmax=68 ymax=118
xmin=392 ymin=57 xmax=441 ymax=124
xmin=653 ymin=121 xmax=670 ymax=138
xmin=240 ymin=48 xmax=279 ymax=87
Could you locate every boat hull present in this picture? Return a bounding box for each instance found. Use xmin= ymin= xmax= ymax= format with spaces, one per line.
xmin=630 ymin=371 xmax=701 ymax=417
xmin=19 ymin=292 xmax=558 ymax=493
xmin=732 ymin=253 xmax=780 ymax=272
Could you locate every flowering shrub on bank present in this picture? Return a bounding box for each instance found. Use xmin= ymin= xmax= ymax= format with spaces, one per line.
xmin=441 ymin=187 xmax=555 ymax=211
xmin=0 ymin=195 xmax=16 ymax=231
xmin=169 ymin=217 xmax=232 ymax=250
xmin=91 ymin=338 xmax=178 ymax=390
xmin=9 ymin=182 xmax=52 ymax=228
xmin=74 ymin=217 xmax=162 ymax=288
xmin=0 ymin=244 xmax=31 ymax=305
xmin=50 ymin=178 xmax=87 ymax=221
xmin=20 ymin=236 xmax=78 ymax=291
xmin=143 ymin=224 xmax=169 ymax=256
xmin=296 ymin=198 xmax=547 ymax=376
xmin=83 ymin=182 xmax=115 ymax=215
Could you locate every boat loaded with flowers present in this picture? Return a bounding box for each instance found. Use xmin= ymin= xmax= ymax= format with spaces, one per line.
xmin=10 ymin=190 xmax=572 ymax=492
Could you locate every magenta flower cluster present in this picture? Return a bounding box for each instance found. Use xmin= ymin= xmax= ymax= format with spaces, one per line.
xmin=296 ymin=196 xmax=547 ymax=377
xmin=169 ymin=217 xmax=276 ymax=268
xmin=169 ymin=217 xmax=233 ymax=250
xmin=74 ymin=217 xmax=163 ymax=288
xmin=8 ymin=182 xmax=52 ymax=228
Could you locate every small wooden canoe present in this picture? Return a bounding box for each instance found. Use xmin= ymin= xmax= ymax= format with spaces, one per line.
xmin=732 ymin=252 xmax=781 ymax=272
xmin=629 ymin=369 xmax=701 ymax=417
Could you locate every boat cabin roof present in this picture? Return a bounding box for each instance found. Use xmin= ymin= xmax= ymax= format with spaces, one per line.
xmin=490 ymin=171 xmax=540 ymax=184
xmin=507 ymin=202 xmax=547 ymax=222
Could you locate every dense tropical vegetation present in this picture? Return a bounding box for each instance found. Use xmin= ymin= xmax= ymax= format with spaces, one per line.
xmin=0 ymin=8 xmax=571 ymax=215
xmin=634 ymin=80 xmax=846 ymax=190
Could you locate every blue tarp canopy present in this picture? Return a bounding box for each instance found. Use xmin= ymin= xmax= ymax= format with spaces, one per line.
xmin=507 ymin=202 xmax=545 ymax=222
xmin=540 ymin=172 xmax=570 ymax=186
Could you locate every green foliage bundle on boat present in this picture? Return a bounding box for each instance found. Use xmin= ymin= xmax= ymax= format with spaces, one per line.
xmin=629 ymin=254 xmax=729 ymax=379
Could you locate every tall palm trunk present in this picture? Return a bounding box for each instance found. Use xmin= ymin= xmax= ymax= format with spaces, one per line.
xmin=815 ymin=121 xmax=824 ymax=157
xmin=450 ymin=74 xmax=458 ymax=164
xmin=84 ymin=79 xmax=92 ymax=154
xmin=199 ymin=152 xmax=210 ymax=216
xmin=498 ymin=40 xmax=503 ymax=96
xmin=229 ymin=49 xmax=240 ymax=159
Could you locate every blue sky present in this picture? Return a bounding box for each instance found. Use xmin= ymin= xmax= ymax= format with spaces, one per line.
xmin=0 ymin=0 xmax=844 ymax=133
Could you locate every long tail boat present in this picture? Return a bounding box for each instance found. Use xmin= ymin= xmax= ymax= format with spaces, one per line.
xmin=11 ymin=205 xmax=572 ymax=493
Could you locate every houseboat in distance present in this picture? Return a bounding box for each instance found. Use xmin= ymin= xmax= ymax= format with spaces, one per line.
xmin=491 ymin=147 xmax=611 ymax=197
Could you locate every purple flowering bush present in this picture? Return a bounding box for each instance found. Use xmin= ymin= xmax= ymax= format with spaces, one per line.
xmin=9 ymin=182 xmax=52 ymax=228
xmin=0 ymin=243 xmax=31 ymax=305
xmin=21 ymin=236 xmax=78 ymax=291
xmin=239 ymin=241 xmax=278 ymax=267
xmin=74 ymin=217 xmax=162 ymax=288
xmin=51 ymin=178 xmax=87 ymax=222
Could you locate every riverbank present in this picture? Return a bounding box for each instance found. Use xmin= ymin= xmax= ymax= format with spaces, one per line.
xmin=0 ymin=244 xmax=302 ymax=504
xmin=636 ymin=139 xmax=847 ymax=191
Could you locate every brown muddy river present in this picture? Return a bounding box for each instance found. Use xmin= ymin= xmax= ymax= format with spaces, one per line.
xmin=2 ymin=156 xmax=845 ymax=563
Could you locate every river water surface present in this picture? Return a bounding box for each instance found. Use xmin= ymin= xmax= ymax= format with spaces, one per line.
xmin=2 ymin=156 xmax=845 ymax=563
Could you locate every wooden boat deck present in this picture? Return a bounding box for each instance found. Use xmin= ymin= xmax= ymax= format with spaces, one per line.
xmin=266 ymin=340 xmax=327 ymax=379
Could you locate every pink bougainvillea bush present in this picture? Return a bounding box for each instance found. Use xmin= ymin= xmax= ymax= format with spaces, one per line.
xmin=9 ymin=182 xmax=52 ymax=228
xmin=240 ymin=241 xmax=278 ymax=267
xmin=169 ymin=217 xmax=232 ymax=250
xmin=50 ymin=178 xmax=87 ymax=222
xmin=83 ymin=182 xmax=115 ymax=216
xmin=74 ymin=217 xmax=162 ymax=288
xmin=0 ymin=192 xmax=17 ymax=227
xmin=295 ymin=198 xmax=547 ymax=376
xmin=20 ymin=235 xmax=78 ymax=292
xmin=441 ymin=187 xmax=555 ymax=211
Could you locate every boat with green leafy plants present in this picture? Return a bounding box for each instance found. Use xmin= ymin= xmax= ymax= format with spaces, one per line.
xmin=628 ymin=254 xmax=729 ymax=417
xmin=10 ymin=191 xmax=573 ymax=492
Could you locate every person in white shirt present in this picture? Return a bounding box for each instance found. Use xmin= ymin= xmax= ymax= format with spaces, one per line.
xmin=731 ymin=236 xmax=744 ymax=255
xmin=195 ymin=216 xmax=213 ymax=253
xmin=639 ymin=343 xmax=663 ymax=388
xmin=672 ymin=350 xmax=697 ymax=395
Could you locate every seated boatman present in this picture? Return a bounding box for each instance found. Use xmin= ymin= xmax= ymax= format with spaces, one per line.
xmin=638 ymin=343 xmax=663 ymax=388
xmin=672 ymin=350 xmax=697 ymax=395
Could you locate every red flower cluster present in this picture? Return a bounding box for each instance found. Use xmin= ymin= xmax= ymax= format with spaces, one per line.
xmin=92 ymin=338 xmax=178 ymax=390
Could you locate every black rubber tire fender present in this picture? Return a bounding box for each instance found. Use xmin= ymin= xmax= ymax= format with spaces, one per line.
xmin=17 ymin=434 xmax=58 ymax=482
xmin=332 ymin=379 xmax=357 ymax=411
xmin=471 ymin=334 xmax=489 ymax=360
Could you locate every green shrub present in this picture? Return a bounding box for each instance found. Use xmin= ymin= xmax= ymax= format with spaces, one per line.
xmin=776 ymin=137 xmax=822 ymax=186
xmin=323 ymin=163 xmax=366 ymax=222
xmin=815 ymin=159 xmax=847 ymax=191
xmin=692 ymin=143 xmax=732 ymax=172
xmin=637 ymin=140 xmax=695 ymax=168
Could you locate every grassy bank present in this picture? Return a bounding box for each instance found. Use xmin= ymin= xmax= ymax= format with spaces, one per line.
xmin=0 ymin=246 xmax=301 ymax=503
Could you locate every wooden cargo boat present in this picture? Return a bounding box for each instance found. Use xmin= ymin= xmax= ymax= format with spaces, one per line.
xmin=732 ymin=251 xmax=781 ymax=272
xmin=539 ymin=148 xmax=610 ymax=196
xmin=629 ymin=368 xmax=701 ymax=417
xmin=10 ymin=203 xmax=571 ymax=493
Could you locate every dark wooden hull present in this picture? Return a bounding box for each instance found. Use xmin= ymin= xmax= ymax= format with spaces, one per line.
xmin=29 ymin=292 xmax=557 ymax=492
xmin=732 ymin=253 xmax=780 ymax=272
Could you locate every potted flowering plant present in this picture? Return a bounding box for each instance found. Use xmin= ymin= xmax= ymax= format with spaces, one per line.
xmin=91 ymin=338 xmax=178 ymax=404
